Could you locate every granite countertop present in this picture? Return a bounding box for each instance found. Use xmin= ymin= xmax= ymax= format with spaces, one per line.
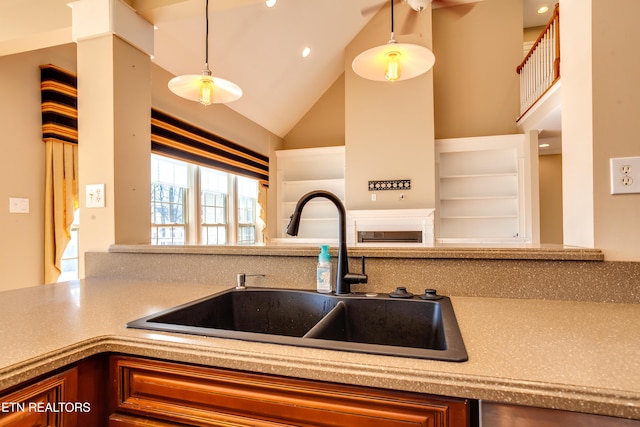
xmin=0 ymin=279 xmax=638 ymax=420
xmin=108 ymin=243 xmax=606 ymax=261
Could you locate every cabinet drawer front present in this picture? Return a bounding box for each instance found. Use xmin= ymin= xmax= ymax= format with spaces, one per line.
xmin=111 ymin=356 xmax=469 ymax=427
xmin=0 ymin=368 xmax=78 ymax=427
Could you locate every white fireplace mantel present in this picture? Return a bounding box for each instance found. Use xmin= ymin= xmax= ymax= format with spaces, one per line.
xmin=347 ymin=209 xmax=435 ymax=247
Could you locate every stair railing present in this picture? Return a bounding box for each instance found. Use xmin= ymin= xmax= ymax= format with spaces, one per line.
xmin=517 ymin=3 xmax=560 ymax=118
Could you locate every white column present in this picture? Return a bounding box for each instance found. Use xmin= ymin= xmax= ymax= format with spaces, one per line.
xmin=71 ymin=0 xmax=154 ymax=276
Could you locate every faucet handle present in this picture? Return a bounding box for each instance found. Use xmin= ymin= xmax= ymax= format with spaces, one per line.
xmin=344 ymin=257 xmax=368 ymax=286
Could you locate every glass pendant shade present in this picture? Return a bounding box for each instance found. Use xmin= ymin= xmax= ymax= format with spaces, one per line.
xmin=168 ymin=73 xmax=242 ymax=104
xmin=352 ymin=40 xmax=435 ymax=82
xmin=352 ymin=0 xmax=435 ymax=82
xmin=168 ymin=69 xmax=242 ymax=105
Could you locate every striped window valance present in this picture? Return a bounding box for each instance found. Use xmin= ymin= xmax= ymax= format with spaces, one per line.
xmin=40 ymin=64 xmax=78 ymax=144
xmin=151 ymin=109 xmax=269 ymax=184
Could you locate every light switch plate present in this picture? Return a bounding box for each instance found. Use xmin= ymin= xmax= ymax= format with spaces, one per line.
xmin=86 ymin=184 xmax=105 ymax=208
xmin=9 ymin=197 xmax=29 ymax=213
xmin=610 ymin=157 xmax=640 ymax=195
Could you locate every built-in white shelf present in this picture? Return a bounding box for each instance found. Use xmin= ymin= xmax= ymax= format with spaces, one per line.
xmin=436 ymin=134 xmax=539 ymax=244
xmin=275 ymin=146 xmax=345 ymax=243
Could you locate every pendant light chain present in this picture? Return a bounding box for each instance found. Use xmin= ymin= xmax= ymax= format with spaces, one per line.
xmin=205 ymin=0 xmax=209 ymax=68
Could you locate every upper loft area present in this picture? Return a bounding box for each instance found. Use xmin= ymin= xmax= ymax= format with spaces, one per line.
xmin=517 ymin=1 xmax=561 ymax=155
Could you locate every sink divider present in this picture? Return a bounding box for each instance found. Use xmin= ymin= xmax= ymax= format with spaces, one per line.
xmin=303 ymin=301 xmax=346 ymax=339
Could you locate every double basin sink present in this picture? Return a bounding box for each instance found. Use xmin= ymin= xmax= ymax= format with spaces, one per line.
xmin=127 ymin=287 xmax=468 ymax=362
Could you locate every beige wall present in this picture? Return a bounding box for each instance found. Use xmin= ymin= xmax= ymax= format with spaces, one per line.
xmin=286 ymin=0 xmax=524 ymax=149
xmin=524 ymin=26 xmax=545 ymax=41
xmin=432 ymin=0 xmax=522 ymax=139
xmin=0 ymin=42 xmax=282 ymax=290
xmin=561 ymin=0 xmax=640 ymax=261
xmin=0 ymin=44 xmax=77 ymax=291
xmin=539 ymin=154 xmax=563 ymax=244
xmin=283 ymin=73 xmax=345 ymax=149
xmin=591 ymin=0 xmax=640 ymax=260
xmin=345 ymin=4 xmax=436 ymax=210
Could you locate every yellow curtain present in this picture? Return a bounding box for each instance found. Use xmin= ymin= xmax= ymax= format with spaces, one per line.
xmin=44 ymin=140 xmax=78 ymax=283
xmin=258 ymin=183 xmax=269 ymax=243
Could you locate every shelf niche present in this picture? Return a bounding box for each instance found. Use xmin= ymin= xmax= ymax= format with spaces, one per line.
xmin=436 ymin=134 xmax=539 ymax=244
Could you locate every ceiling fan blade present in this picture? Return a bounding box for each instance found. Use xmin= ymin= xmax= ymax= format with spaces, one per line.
xmin=432 ymin=0 xmax=463 ymax=6
xmin=361 ymin=0 xmax=401 ymax=17
xmin=432 ymin=0 xmax=477 ymax=17
xmin=431 ymin=0 xmax=479 ymax=9
xmin=399 ymin=11 xmax=419 ymax=35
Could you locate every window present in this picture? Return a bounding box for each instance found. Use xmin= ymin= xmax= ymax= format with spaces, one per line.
xmin=151 ymin=154 xmax=260 ymax=245
xmin=200 ymin=168 xmax=228 ymax=244
xmin=57 ymin=210 xmax=79 ymax=282
xmin=237 ymin=176 xmax=258 ymax=244
xmin=151 ymin=156 xmax=188 ymax=245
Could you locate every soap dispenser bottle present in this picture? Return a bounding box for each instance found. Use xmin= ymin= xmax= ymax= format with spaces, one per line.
xmin=316 ymin=245 xmax=332 ymax=293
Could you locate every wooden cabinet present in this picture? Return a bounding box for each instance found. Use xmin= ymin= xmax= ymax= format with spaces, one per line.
xmin=109 ymin=355 xmax=471 ymax=427
xmin=0 ymin=368 xmax=78 ymax=427
xmin=0 ymin=355 xmax=108 ymax=427
xmin=275 ymin=146 xmax=345 ymax=243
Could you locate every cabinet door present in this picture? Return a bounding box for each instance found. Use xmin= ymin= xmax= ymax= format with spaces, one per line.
xmin=0 ymin=368 xmax=78 ymax=427
xmin=110 ymin=355 xmax=470 ymax=427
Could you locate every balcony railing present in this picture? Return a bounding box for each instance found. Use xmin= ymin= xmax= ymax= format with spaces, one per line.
xmin=517 ymin=3 xmax=560 ymax=118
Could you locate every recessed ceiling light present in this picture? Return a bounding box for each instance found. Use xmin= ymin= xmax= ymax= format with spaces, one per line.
xmin=265 ymin=0 xmax=277 ymax=7
xmin=537 ymin=5 xmax=549 ymax=14
xmin=302 ymin=46 xmax=311 ymax=58
xmin=539 ymin=143 xmax=550 ymax=148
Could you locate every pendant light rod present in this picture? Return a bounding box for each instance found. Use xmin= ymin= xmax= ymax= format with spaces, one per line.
xmin=168 ymin=0 xmax=243 ymax=104
xmin=390 ymin=0 xmax=395 ymax=39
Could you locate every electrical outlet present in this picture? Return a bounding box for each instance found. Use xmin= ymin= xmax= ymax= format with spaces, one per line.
xmin=610 ymin=157 xmax=640 ymax=194
xmin=86 ymin=184 xmax=105 ymax=208
xmin=9 ymin=197 xmax=29 ymax=213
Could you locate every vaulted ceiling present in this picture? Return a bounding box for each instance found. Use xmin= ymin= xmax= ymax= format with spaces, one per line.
xmin=0 ymin=0 xmax=554 ymax=138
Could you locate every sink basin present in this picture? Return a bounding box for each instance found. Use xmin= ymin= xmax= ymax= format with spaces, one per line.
xmin=143 ymin=289 xmax=338 ymax=337
xmin=127 ymin=288 xmax=467 ymax=362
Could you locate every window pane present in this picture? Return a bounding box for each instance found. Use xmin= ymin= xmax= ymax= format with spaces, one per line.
xmin=238 ymin=225 xmax=256 ymax=244
xmin=201 ymin=192 xmax=227 ymax=224
xmin=151 ymin=155 xmax=188 ymax=246
xmin=200 ymin=167 xmax=228 ymax=244
xmin=152 ymin=225 xmax=186 ymax=245
xmin=201 ymin=167 xmax=228 ymax=193
xmin=238 ymin=176 xmax=258 ymax=198
xmin=237 ymin=176 xmax=258 ymax=244
xmin=58 ymin=210 xmax=80 ymax=282
xmin=151 ymin=155 xmax=188 ymax=187
xmin=151 ymin=184 xmax=186 ymax=225
xmin=201 ymin=225 xmax=226 ymax=245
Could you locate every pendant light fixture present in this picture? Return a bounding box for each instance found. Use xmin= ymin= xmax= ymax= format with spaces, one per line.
xmin=352 ymin=0 xmax=435 ymax=82
xmin=168 ymin=0 xmax=242 ymax=104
